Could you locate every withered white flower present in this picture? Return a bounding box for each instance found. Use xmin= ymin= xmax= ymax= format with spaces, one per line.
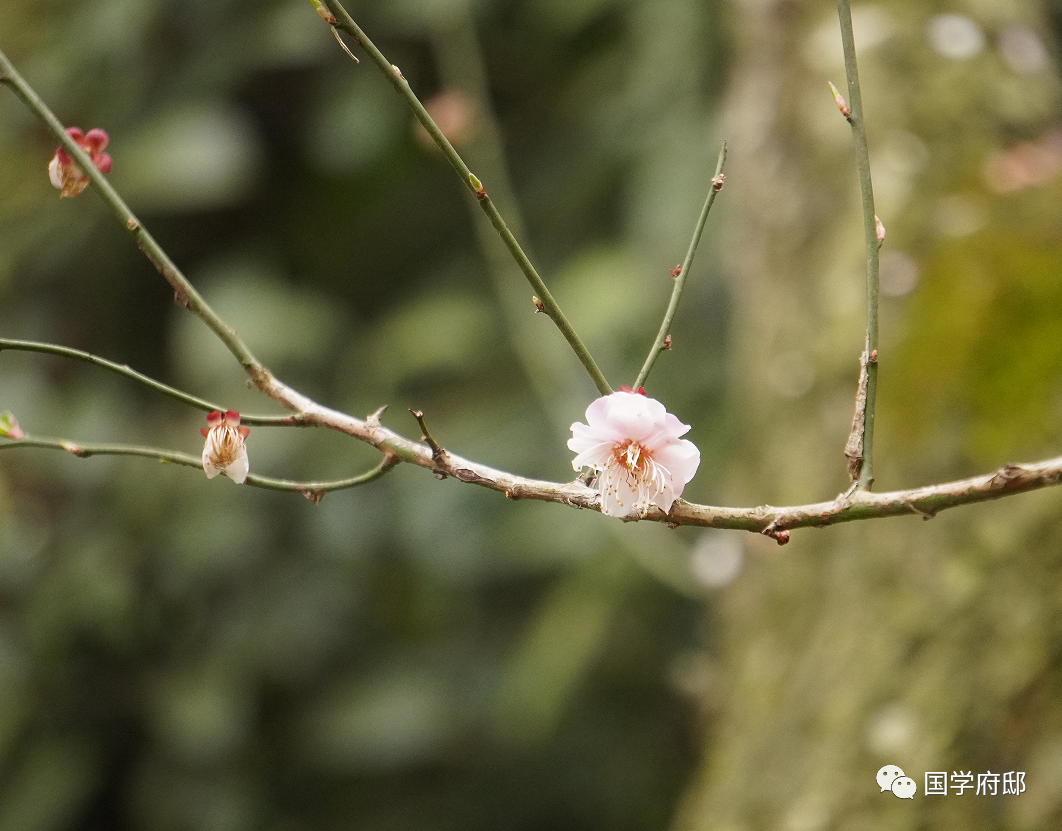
xmin=568 ymin=387 xmax=700 ymax=517
xmin=201 ymin=410 xmax=250 ymax=484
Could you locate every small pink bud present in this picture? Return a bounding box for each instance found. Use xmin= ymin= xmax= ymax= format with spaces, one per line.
xmin=0 ymin=411 xmax=23 ymax=440
xmin=875 ymin=215 xmax=886 ymax=244
xmin=48 ymin=126 xmax=113 ymax=198
xmin=828 ymin=81 xmax=851 ymax=118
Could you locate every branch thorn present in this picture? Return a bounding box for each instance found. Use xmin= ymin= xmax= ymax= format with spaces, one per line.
xmin=330 ymin=26 xmax=360 ymax=62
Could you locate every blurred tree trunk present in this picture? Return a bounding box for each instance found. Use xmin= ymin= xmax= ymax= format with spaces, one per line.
xmin=673 ymin=1 xmax=1062 ymax=829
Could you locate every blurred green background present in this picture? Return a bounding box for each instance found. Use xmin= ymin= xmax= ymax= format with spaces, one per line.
xmin=2 ymin=0 xmax=1062 ymax=828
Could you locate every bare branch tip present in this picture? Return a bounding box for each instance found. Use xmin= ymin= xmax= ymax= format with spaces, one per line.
xmin=409 ymin=408 xmax=446 ymax=461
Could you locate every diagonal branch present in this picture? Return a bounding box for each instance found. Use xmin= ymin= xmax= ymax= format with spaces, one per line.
xmin=318 ymin=0 xmax=612 ymax=396
xmin=0 ymin=47 xmax=370 ymax=433
xmin=0 ymin=48 xmax=267 ymax=383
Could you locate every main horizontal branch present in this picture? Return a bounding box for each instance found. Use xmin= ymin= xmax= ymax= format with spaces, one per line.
xmin=5 ymin=387 xmax=1059 ymax=539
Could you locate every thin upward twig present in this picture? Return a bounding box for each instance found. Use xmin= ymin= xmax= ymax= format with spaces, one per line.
xmin=837 ymin=0 xmax=880 ymax=490
xmin=634 ymin=141 xmax=727 ymax=390
xmin=319 ymin=0 xmax=613 ymax=396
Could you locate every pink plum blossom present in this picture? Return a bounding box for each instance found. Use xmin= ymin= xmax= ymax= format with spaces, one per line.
xmin=568 ymin=387 xmax=700 ymax=518
xmin=48 ymin=127 xmax=112 ymax=198
xmin=201 ymin=410 xmax=250 ymax=484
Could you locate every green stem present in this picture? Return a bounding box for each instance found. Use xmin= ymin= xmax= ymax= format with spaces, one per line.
xmin=0 ymin=47 xmax=268 ymax=386
xmin=0 ymin=433 xmax=391 ymax=493
xmin=0 ymin=338 xmax=292 ymax=425
xmin=320 ymin=0 xmax=612 ymax=396
xmin=633 ymin=141 xmax=726 ymax=390
xmin=837 ymin=0 xmax=880 ymax=490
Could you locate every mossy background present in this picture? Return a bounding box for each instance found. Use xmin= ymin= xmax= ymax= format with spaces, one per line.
xmin=1 ymin=1 xmax=1062 ymax=829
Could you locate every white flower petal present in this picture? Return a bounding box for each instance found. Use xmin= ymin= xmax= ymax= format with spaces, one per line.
xmin=224 ymin=447 xmax=249 ymax=484
xmin=48 ymin=155 xmax=64 ymax=189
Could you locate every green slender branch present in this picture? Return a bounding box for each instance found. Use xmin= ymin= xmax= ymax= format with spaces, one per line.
xmin=633 ymin=142 xmax=727 ymax=390
xmin=319 ymin=0 xmax=612 ymax=396
xmin=0 ymin=433 xmax=392 ymax=494
xmin=0 ymin=47 xmax=269 ymax=387
xmin=836 ymin=0 xmax=880 ymax=490
xmin=0 ymin=339 xmax=293 ymax=426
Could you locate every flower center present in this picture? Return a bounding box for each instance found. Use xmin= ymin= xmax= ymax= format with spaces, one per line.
xmin=615 ymin=439 xmax=648 ymax=476
xmin=207 ymin=425 xmax=243 ymax=467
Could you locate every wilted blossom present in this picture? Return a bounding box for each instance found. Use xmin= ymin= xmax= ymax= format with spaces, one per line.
xmin=48 ymin=127 xmax=112 ymax=198
xmin=201 ymin=410 xmax=250 ymax=484
xmin=568 ymin=386 xmax=700 ymax=517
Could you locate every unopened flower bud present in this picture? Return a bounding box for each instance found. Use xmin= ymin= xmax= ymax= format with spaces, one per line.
xmin=0 ymin=411 xmax=23 ymax=439
xmin=828 ymin=81 xmax=851 ymax=118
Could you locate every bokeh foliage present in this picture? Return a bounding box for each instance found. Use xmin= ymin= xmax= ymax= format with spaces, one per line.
xmin=1 ymin=1 xmax=1062 ymax=830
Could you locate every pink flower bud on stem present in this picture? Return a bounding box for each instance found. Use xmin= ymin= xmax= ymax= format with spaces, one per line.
xmin=0 ymin=411 xmax=23 ymax=439
xmin=828 ymin=81 xmax=851 ymax=119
